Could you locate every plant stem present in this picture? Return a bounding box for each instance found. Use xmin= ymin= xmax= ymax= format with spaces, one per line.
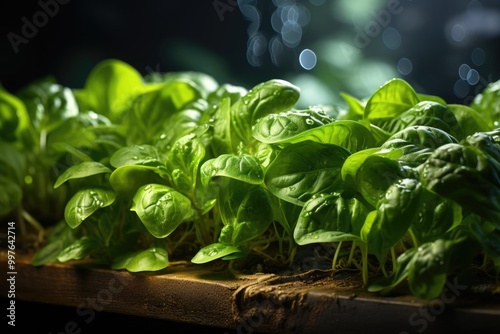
xmin=332 ymin=241 xmax=343 ymax=270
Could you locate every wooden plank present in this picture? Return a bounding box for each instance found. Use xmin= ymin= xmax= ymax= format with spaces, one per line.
xmin=2 ymin=249 xmax=499 ymax=333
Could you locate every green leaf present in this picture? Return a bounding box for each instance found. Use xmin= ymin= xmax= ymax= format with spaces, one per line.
xmin=381 ymin=125 xmax=458 ymax=167
xmin=230 ymin=79 xmax=300 ymax=149
xmin=110 ymin=144 xmax=162 ymax=168
xmin=410 ymin=189 xmax=462 ymax=244
xmin=375 ymin=101 xmax=463 ymax=139
xmin=56 ymin=236 xmax=101 ymax=262
xmin=339 ymin=91 xmax=365 ymax=119
xmin=64 ymin=188 xmax=116 ymax=228
xmin=341 ymin=147 xmax=403 ymax=196
xmin=470 ymin=79 xmax=500 ymax=129
xmin=420 ymin=142 xmax=500 ymax=225
xmin=109 ymin=165 xmax=170 ymax=197
xmin=0 ymin=86 xmax=31 ymax=142
xmin=294 ymin=193 xmax=368 ymax=245
xmin=364 ymin=78 xmax=419 ymax=120
xmin=54 ymin=161 xmax=112 ymax=188
xmin=216 ymin=181 xmax=273 ymax=245
xmin=124 ymin=80 xmax=201 ymax=142
xmin=367 ymin=248 xmax=417 ymax=293
xmin=0 ymin=140 xmax=26 ymax=184
xmin=167 ymin=133 xmax=205 ymax=194
xmin=470 ymin=218 xmax=500 ymax=263
xmin=112 ymin=247 xmax=169 ymax=272
xmin=131 ymin=184 xmax=195 ymax=238
xmin=361 ymin=178 xmax=421 ymax=262
xmin=252 ymin=107 xmax=333 ymax=144
xmin=17 ymin=81 xmax=79 ymax=133
xmin=191 ymin=243 xmax=246 ymax=264
xmin=265 ymin=141 xmax=350 ymax=206
xmin=77 ymin=59 xmax=144 ymax=121
xmin=278 ymin=120 xmax=376 ymax=153
xmin=356 ymin=155 xmax=408 ymax=208
xmin=407 ymin=237 xmax=474 ymax=299
xmin=201 ymin=154 xmax=264 ymax=186
xmin=0 ymin=175 xmax=22 ymax=216
xmin=231 ymin=186 xmax=273 ymax=245
xmin=448 ymin=104 xmax=490 ymax=137
xmin=211 ymin=97 xmax=233 ymax=156
xmin=31 ymin=221 xmax=76 ymax=266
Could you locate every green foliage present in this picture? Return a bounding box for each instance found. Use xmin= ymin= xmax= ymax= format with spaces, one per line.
xmin=2 ymin=59 xmax=500 ymax=299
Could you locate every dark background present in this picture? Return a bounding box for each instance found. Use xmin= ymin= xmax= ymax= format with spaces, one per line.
xmin=1 ymin=0 xmax=500 ymax=108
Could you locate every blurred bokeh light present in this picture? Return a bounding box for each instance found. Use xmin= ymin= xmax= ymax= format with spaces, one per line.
xmin=1 ymin=0 xmax=499 ymax=108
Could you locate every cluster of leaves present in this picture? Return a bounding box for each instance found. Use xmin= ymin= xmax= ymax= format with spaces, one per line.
xmin=2 ymin=59 xmax=500 ymax=300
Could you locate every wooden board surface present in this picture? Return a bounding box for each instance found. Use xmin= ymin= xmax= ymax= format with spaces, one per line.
xmin=1 ymin=249 xmax=499 ymax=333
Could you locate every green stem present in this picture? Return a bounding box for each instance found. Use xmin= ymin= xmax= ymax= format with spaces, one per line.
xmin=347 ymin=241 xmax=357 ymax=266
xmin=20 ymin=208 xmax=44 ymax=242
xmin=361 ymin=243 xmax=369 ymax=286
xmin=332 ymin=241 xmax=343 ymax=270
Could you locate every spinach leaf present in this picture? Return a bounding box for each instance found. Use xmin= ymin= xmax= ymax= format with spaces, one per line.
xmin=294 ymin=193 xmax=368 ymax=245
xmin=112 ymin=247 xmax=169 ymax=272
xmin=420 ymin=141 xmax=500 ymax=226
xmin=131 ymin=184 xmax=195 ymax=238
xmin=470 ymin=79 xmax=500 ymax=129
xmin=74 ymin=59 xmax=144 ymax=122
xmin=191 ymin=243 xmax=246 ymax=264
xmin=361 ymin=178 xmax=421 ymax=263
xmin=201 ymin=154 xmax=264 ymax=186
xmin=64 ymin=188 xmax=116 ymax=229
xmin=374 ymin=101 xmax=463 ymax=138
xmin=54 ymin=161 xmax=112 ymax=189
xmin=364 ymin=78 xmax=419 ymax=120
xmin=230 ymin=79 xmax=300 ymax=151
xmin=381 ymin=125 xmax=458 ymax=167
xmin=265 ymin=141 xmax=350 ymax=206
xmin=17 ymin=80 xmax=79 ymax=133
xmin=252 ymin=107 xmax=333 ymax=144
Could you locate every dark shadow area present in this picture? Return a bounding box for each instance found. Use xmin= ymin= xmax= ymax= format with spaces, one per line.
xmin=5 ymin=298 xmax=238 ymax=333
